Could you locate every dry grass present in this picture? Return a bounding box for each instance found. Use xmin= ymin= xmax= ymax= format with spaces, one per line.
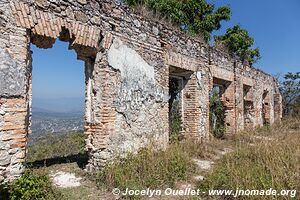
xmin=15 ymin=117 xmax=300 ymax=200
xmin=96 ymin=142 xmax=196 ymax=190
xmin=198 ymin=117 xmax=300 ymax=200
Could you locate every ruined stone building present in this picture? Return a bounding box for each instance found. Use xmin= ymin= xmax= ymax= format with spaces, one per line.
xmin=0 ymin=0 xmax=282 ymax=182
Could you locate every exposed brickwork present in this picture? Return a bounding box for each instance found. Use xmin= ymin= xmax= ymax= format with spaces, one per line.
xmin=0 ymin=0 xmax=282 ymax=182
xmin=10 ymin=1 xmax=101 ymax=49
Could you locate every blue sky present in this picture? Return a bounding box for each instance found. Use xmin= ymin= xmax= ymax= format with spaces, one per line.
xmin=210 ymin=0 xmax=300 ymax=76
xmin=31 ymin=42 xmax=85 ymax=99
xmin=31 ymin=0 xmax=300 ymax=101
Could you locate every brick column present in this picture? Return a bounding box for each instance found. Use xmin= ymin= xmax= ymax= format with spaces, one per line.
xmin=182 ymin=71 xmax=210 ymax=140
xmin=85 ymin=51 xmax=117 ymax=171
xmin=182 ymin=73 xmax=200 ymax=138
xmin=0 ymin=25 xmax=31 ymax=182
xmin=274 ymin=93 xmax=282 ymax=122
xmin=235 ymin=75 xmax=246 ymax=132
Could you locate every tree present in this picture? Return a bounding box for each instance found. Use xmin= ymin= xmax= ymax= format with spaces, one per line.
xmin=214 ymin=25 xmax=260 ymax=65
xmin=280 ymin=72 xmax=300 ymax=116
xmin=180 ymin=0 xmax=231 ymax=41
xmin=125 ymin=0 xmax=231 ymax=41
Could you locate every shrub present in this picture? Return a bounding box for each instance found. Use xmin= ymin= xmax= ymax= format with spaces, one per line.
xmin=0 ymin=170 xmax=61 ymax=200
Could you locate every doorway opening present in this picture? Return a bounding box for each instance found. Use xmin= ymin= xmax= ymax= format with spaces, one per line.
xmin=27 ymin=39 xmax=87 ymax=168
xmin=210 ymin=83 xmax=225 ymax=138
xmin=168 ymin=66 xmax=191 ymax=141
xmin=210 ymin=77 xmax=232 ymax=138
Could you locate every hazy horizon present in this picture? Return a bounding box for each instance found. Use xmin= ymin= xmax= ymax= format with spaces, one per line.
xmin=32 ymin=97 xmax=84 ymax=113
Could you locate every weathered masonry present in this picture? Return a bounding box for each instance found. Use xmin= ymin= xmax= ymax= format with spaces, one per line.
xmin=0 ymin=0 xmax=282 ymax=182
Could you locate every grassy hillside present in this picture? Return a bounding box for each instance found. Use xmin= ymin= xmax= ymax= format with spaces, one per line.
xmin=27 ymin=131 xmax=86 ymax=163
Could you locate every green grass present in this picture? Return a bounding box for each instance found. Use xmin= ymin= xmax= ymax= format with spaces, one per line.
xmin=27 ymin=131 xmax=86 ymax=163
xmin=96 ymin=140 xmax=206 ymax=198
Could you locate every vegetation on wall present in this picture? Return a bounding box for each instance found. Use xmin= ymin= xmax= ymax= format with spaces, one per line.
xmin=214 ymin=25 xmax=260 ymax=65
xmin=280 ymin=72 xmax=300 ymax=116
xmin=125 ymin=0 xmax=261 ymax=65
xmin=125 ymin=0 xmax=231 ymax=41
xmin=209 ymin=87 xmax=225 ymax=138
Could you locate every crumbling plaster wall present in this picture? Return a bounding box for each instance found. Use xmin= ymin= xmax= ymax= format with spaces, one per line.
xmin=0 ymin=0 xmax=282 ymax=182
xmin=88 ymin=37 xmax=169 ymax=170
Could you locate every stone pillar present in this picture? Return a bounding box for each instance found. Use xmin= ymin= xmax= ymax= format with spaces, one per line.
xmin=274 ymin=93 xmax=282 ymax=122
xmin=193 ymin=71 xmax=210 ymax=140
xmin=0 ymin=0 xmax=31 ymax=182
xmin=235 ymin=75 xmax=244 ymax=132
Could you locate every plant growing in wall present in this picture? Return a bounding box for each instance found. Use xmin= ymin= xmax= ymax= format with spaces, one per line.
xmin=209 ymin=87 xmax=225 ymax=138
xmin=125 ymin=0 xmax=231 ymax=41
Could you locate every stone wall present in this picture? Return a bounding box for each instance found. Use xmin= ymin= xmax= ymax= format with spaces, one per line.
xmin=0 ymin=0 xmax=282 ymax=182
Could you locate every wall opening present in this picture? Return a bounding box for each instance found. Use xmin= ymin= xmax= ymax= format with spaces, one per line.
xmin=243 ymin=85 xmax=254 ymax=129
xmin=168 ymin=66 xmax=191 ymax=141
xmin=27 ymin=38 xmax=89 ymax=168
xmin=211 ymin=77 xmax=233 ymax=136
xmin=209 ymin=84 xmax=225 ymax=138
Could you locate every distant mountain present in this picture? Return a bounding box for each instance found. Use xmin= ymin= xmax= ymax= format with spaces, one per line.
xmin=32 ymin=97 xmax=84 ymax=113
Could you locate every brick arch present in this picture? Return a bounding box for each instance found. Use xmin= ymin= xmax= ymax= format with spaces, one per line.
xmin=10 ymin=1 xmax=102 ymax=58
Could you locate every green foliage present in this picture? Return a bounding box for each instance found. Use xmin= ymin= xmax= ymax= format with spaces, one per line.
xmin=280 ymin=72 xmax=300 ymax=116
xmin=169 ymin=77 xmax=183 ymax=142
xmin=0 ymin=170 xmax=61 ymax=200
xmin=214 ymin=25 xmax=260 ymax=65
xmin=96 ymin=143 xmax=196 ymax=198
xmin=169 ymin=100 xmax=183 ymax=142
xmin=125 ymin=0 xmax=231 ymax=41
xmin=209 ymin=88 xmax=225 ymax=138
xmin=27 ymin=131 xmax=86 ymax=162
